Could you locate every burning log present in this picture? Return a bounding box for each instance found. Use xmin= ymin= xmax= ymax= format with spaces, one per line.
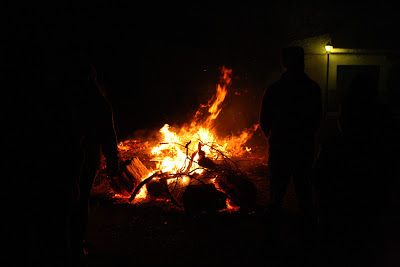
xmin=128 ymin=172 xmax=160 ymax=202
xmin=128 ymin=172 xmax=182 ymax=207
xmin=217 ymin=172 xmax=257 ymax=213
xmin=182 ymin=183 xmax=227 ymax=215
xmin=197 ymin=143 xmax=216 ymax=170
xmin=124 ymin=157 xmax=149 ymax=184
xmin=109 ymin=177 xmax=130 ymax=196
xmin=146 ymin=178 xmax=168 ymax=199
xmin=119 ymin=170 xmax=135 ymax=193
xmin=124 ymin=141 xmax=257 ymax=213
xmin=196 ymin=143 xmax=257 ymax=212
xmin=111 ymin=157 xmax=150 ymax=195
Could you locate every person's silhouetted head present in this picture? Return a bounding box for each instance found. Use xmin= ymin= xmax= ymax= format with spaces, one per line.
xmin=282 ymin=46 xmax=304 ymax=72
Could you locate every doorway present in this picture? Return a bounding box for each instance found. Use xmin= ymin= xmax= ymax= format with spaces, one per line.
xmin=334 ymin=65 xmax=380 ymax=111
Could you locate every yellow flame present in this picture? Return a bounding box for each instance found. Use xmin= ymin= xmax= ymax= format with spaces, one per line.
xmin=149 ymin=67 xmax=256 ymax=177
xmin=205 ymin=66 xmax=231 ymax=126
xmin=130 ymin=67 xmax=258 ymax=204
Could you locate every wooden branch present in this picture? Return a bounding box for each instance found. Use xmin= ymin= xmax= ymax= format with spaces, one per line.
xmin=128 ymin=172 xmax=160 ymax=202
xmin=164 ymin=179 xmax=182 ymax=208
xmin=127 ymin=138 xmax=251 ymax=212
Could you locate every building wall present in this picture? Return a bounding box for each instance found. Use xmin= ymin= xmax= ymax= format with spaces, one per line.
xmin=328 ymin=54 xmax=386 ymax=110
xmin=292 ymin=35 xmax=400 ymax=116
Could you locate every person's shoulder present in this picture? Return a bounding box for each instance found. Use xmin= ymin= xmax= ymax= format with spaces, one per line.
xmin=267 ymin=79 xmax=283 ymax=92
xmin=304 ymin=75 xmax=319 ymax=86
xmin=303 ymin=75 xmax=321 ymax=93
xmin=302 ymin=74 xmax=317 ymax=85
xmin=263 ymin=81 xmax=280 ymax=100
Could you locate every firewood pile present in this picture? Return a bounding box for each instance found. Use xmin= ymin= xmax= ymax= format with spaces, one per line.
xmin=110 ymin=141 xmax=257 ymax=214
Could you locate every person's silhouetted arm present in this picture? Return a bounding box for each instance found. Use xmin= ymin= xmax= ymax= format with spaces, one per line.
xmin=260 ymin=87 xmax=274 ymax=138
xmin=312 ymin=83 xmax=323 ymax=133
xmin=99 ymin=97 xmax=119 ymax=178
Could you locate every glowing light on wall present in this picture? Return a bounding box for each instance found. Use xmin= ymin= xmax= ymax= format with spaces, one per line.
xmin=325 ymin=42 xmax=333 ymax=53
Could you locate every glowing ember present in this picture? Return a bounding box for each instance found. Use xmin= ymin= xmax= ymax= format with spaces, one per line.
xmin=113 ymin=193 xmax=130 ymax=199
xmin=226 ymin=198 xmax=240 ymax=213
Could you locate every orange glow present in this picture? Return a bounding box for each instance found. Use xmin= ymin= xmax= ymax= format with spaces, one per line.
xmin=226 ymin=198 xmax=240 ymax=213
xmin=132 ymin=183 xmax=148 ymax=202
xmin=113 ymin=193 xmax=130 ymax=199
xmin=118 ymin=142 xmax=131 ymax=152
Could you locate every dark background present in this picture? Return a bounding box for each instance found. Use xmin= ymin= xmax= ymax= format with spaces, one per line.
xmin=3 ymin=3 xmax=400 ymax=266
xmin=2 ymin=2 xmax=397 ymax=139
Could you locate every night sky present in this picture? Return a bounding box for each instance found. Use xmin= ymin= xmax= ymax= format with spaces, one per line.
xmin=85 ymin=3 xmax=288 ymax=139
xmin=3 ymin=2 xmax=397 ymax=140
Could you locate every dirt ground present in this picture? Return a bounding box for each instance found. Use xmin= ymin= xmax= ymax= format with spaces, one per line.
xmin=85 ymin=116 xmax=400 ymax=266
xmin=86 ymin=199 xmax=310 ymax=266
xmin=85 ymin=167 xmax=317 ymax=266
xmin=85 ymin=172 xmax=386 ymax=266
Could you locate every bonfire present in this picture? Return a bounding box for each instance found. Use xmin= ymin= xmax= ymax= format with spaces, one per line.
xmin=109 ymin=67 xmax=261 ymax=214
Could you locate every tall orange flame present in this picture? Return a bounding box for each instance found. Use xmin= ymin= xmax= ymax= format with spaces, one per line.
xmin=124 ymin=67 xmax=259 ymax=207
xmin=205 ymin=66 xmax=231 ymax=126
xmin=150 ymin=66 xmax=256 ymax=179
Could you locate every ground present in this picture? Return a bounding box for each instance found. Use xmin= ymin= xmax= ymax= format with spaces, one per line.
xmin=86 ymin=199 xmax=312 ymax=266
xmin=85 ymin=116 xmax=400 ymax=266
xmin=85 ymin=164 xmax=314 ymax=266
xmin=86 ymin=174 xmax=400 ymax=266
xmin=86 ymin=167 xmax=347 ymax=266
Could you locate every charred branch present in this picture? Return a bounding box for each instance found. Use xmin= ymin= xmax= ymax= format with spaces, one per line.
xmin=182 ymin=183 xmax=227 ymax=215
xmin=128 ymin=172 xmax=161 ymax=202
xmin=125 ymin=140 xmax=256 ymax=213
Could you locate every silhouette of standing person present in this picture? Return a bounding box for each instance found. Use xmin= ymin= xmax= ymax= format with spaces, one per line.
xmin=6 ymin=44 xmax=88 ymax=266
xmin=260 ymin=46 xmax=322 ymax=221
xmin=313 ymin=72 xmax=390 ymax=265
xmin=70 ymin=63 xmax=119 ymax=264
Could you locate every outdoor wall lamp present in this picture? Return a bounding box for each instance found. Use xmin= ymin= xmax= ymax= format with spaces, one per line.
xmin=325 ymin=42 xmax=333 ymax=53
xmin=325 ymin=42 xmax=333 ymax=115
